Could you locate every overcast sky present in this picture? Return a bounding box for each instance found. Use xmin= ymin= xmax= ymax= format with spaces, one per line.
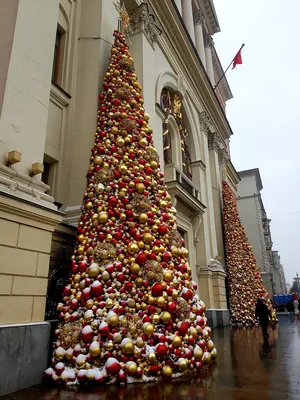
xmin=213 ymin=0 xmax=300 ymax=285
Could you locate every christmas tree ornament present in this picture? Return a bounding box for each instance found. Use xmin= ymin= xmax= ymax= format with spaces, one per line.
xmin=46 ymin=30 xmax=216 ymax=385
xmin=222 ymin=181 xmax=277 ymax=325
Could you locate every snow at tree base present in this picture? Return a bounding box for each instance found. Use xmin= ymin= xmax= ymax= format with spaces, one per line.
xmin=222 ymin=180 xmax=277 ymax=325
xmin=45 ymin=31 xmax=216 ymax=385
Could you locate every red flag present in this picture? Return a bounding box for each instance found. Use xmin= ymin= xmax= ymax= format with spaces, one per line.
xmin=232 ymin=48 xmax=243 ymax=69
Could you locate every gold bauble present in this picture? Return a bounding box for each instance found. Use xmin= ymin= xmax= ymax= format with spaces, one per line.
xmin=136 ymin=337 xmax=144 ymax=348
xmin=172 ymin=336 xmax=182 ymax=348
xmin=111 ymin=126 xmax=118 ymax=135
xmin=127 ymin=298 xmax=136 ymax=308
xmin=122 ymin=341 xmax=134 ymax=355
xmin=98 ymin=213 xmax=108 ymax=224
xmin=148 ymin=296 xmax=155 ymax=304
xmin=202 ymin=329 xmax=209 ymax=340
xmin=207 ymin=340 xmax=214 ymax=351
xmin=77 ymin=246 xmax=85 ymax=255
xmin=136 ymin=183 xmax=145 ymax=193
xmin=189 ymin=328 xmax=197 ymax=338
xmin=148 ymin=352 xmax=157 ymax=363
xmin=162 ymin=365 xmax=173 ymax=378
xmin=194 ymin=348 xmax=203 ymax=361
xmin=106 ymin=299 xmax=114 ymax=309
xmin=130 ymin=263 xmax=140 ymax=274
xmin=89 ymin=345 xmax=100 ymax=357
xmin=129 ymin=325 xmax=137 ymax=335
xmin=178 ymin=358 xmax=188 ymax=371
xmin=139 ymin=213 xmax=148 ymax=223
xmin=156 ymin=296 xmax=165 ymax=307
xmin=113 ymin=333 xmax=122 ymax=344
xmin=73 ymin=274 xmax=81 ymax=283
xmin=160 ymin=311 xmax=172 ymax=324
xmin=107 ymin=314 xmax=119 ymax=327
xmin=150 ymin=160 xmax=158 ymax=169
xmin=116 ymin=137 xmax=125 ymax=147
xmin=164 ymin=271 xmax=173 ymax=282
xmin=136 ymin=277 xmax=143 ymax=287
xmin=119 ymin=165 xmax=127 ymax=174
xmin=94 ymin=156 xmax=103 ymax=165
xmin=144 ymin=323 xmax=154 ymax=336
xmin=126 ymin=362 xmax=137 ymax=376
xmin=182 ymin=249 xmax=189 ymax=258
xmin=128 ymin=243 xmax=139 ymax=254
xmin=171 ymin=247 xmax=180 ymax=257
xmin=211 ymin=348 xmax=217 ymax=359
xmin=120 ymin=112 xmax=127 ymax=119
xmin=143 ymin=233 xmax=153 ymax=244
xmin=202 ymin=351 xmax=212 ymax=364
xmin=87 ymin=265 xmax=100 ymax=278
xmin=152 ymin=314 xmax=160 ymax=324
xmin=139 ymin=138 xmax=147 ymax=147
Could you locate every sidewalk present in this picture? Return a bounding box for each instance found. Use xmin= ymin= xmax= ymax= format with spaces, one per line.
xmin=2 ymin=315 xmax=299 ymax=400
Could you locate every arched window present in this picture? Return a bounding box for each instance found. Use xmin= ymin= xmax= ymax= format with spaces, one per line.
xmin=160 ymin=88 xmax=192 ymax=179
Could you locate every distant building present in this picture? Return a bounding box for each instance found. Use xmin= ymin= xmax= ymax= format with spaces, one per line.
xmin=236 ymin=168 xmax=286 ymax=296
xmin=272 ymin=251 xmax=287 ymax=294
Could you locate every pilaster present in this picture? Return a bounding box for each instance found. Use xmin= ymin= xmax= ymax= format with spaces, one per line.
xmin=194 ymin=10 xmax=206 ymax=66
xmin=204 ymin=35 xmax=215 ymax=84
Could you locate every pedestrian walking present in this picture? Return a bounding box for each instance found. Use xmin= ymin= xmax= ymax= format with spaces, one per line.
xmin=293 ymin=297 xmax=300 ymax=321
xmin=255 ymin=298 xmax=272 ymax=339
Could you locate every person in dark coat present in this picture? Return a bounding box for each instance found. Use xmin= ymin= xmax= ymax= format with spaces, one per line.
xmin=255 ymin=298 xmax=272 ymax=339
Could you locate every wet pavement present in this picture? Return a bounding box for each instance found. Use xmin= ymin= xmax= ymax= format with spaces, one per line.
xmin=2 ymin=315 xmax=300 ymax=400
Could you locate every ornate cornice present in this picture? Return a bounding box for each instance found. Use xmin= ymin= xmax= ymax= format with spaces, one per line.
xmin=194 ymin=9 xmax=205 ymax=26
xmin=129 ymin=3 xmax=162 ymax=48
xmin=204 ymin=35 xmax=214 ymax=49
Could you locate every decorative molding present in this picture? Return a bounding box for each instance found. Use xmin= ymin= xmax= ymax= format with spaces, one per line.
xmin=204 ymin=35 xmax=214 ymax=49
xmin=208 ymin=258 xmax=225 ymax=272
xmin=129 ymin=3 xmax=162 ymax=48
xmin=192 ymin=213 xmax=202 ymax=244
xmin=0 ymin=164 xmax=59 ymax=211
xmin=218 ymin=148 xmax=230 ymax=165
xmin=207 ymin=131 xmax=221 ymax=152
xmin=194 ymin=9 xmax=205 ymax=26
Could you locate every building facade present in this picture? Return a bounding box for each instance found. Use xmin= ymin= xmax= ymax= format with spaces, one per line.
xmin=0 ymin=0 xmax=239 ymax=394
xmin=237 ymin=168 xmax=287 ymax=297
xmin=272 ymin=251 xmax=287 ymax=294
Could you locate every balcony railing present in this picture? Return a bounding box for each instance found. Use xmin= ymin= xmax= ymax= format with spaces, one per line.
xmin=164 ymin=163 xmax=201 ymax=202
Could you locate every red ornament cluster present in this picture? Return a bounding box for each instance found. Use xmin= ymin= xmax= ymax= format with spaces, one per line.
xmin=222 ymin=181 xmax=277 ymax=325
xmin=45 ymin=31 xmax=216 ymax=385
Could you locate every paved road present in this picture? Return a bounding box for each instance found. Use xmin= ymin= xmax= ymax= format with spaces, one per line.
xmin=3 ymin=315 xmax=300 ymax=400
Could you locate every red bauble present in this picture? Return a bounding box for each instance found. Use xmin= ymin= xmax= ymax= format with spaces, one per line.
xmin=152 ymin=283 xmax=163 ymax=296
xmin=181 ymin=288 xmax=193 ymax=301
xmin=106 ymin=358 xmax=121 ymax=375
xmin=156 ymin=343 xmax=168 ymax=357
xmin=167 ymin=302 xmax=177 ymax=313
xmin=81 ymin=326 xmax=94 ymax=343
xmin=158 ymin=224 xmax=168 ymax=236
xmin=99 ymin=322 xmax=109 ymax=336
xmin=90 ymin=281 xmax=103 ymax=297
xmin=70 ymin=299 xmax=78 ymax=310
xmin=178 ymin=321 xmax=189 ymax=336
xmin=136 ymin=252 xmax=147 ymax=265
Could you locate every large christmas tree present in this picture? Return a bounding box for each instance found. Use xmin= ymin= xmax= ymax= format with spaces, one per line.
xmin=45 ymin=31 xmax=216 ymax=385
xmin=222 ymin=180 xmax=276 ymax=325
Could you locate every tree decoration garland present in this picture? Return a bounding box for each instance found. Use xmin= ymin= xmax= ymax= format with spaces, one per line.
xmin=222 ymin=180 xmax=277 ymax=325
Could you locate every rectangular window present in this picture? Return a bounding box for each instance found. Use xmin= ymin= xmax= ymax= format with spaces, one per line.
xmin=52 ymin=29 xmax=63 ymax=85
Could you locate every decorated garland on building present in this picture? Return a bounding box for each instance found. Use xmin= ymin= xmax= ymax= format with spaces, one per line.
xmin=222 ymin=180 xmax=277 ymax=325
xmin=45 ymin=30 xmax=216 ymax=385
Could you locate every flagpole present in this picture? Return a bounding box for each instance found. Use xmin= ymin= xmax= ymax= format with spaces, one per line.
xmin=213 ymin=43 xmax=245 ymax=91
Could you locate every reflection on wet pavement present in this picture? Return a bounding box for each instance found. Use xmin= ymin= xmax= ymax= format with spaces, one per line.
xmin=2 ymin=316 xmax=300 ymax=400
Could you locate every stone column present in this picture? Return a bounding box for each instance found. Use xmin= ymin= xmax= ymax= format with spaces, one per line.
xmin=204 ymin=35 xmax=215 ymax=85
xmin=174 ymin=0 xmax=182 ymax=15
xmin=194 ymin=10 xmax=206 ymax=66
xmin=208 ymin=132 xmax=224 ymax=263
xmin=182 ymin=0 xmax=195 ymax=43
